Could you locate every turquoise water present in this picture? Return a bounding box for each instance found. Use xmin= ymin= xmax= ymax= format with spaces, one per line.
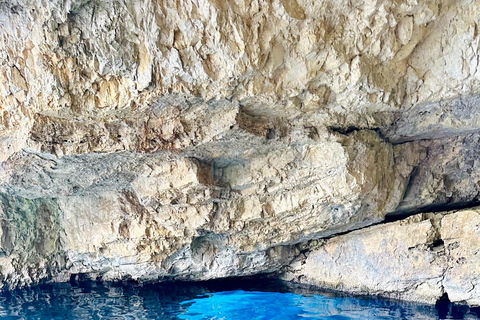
xmin=0 ymin=279 xmax=478 ymax=319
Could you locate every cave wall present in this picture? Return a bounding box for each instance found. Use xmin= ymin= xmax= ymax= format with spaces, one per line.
xmin=1 ymin=0 xmax=480 ymax=305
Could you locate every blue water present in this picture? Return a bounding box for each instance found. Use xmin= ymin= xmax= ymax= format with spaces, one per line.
xmin=0 ymin=279 xmax=478 ymax=319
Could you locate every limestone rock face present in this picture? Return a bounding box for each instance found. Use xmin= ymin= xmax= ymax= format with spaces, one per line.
xmin=283 ymin=213 xmax=446 ymax=304
xmin=391 ymin=132 xmax=480 ymax=215
xmin=283 ymin=208 xmax=480 ymax=306
xmin=2 ymin=0 xmax=480 ymax=160
xmin=1 ymin=0 xmax=480 ymax=307
xmin=0 ymin=124 xmax=402 ymax=288
xmin=442 ymin=210 xmax=480 ymax=306
xmin=382 ymin=95 xmax=480 ymax=144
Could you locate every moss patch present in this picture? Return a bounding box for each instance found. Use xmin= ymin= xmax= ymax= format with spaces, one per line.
xmin=0 ymin=193 xmax=62 ymax=257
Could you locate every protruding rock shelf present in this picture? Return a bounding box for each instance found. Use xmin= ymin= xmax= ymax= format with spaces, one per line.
xmin=2 ymin=0 xmax=480 ymax=307
xmin=0 ymin=126 xmax=400 ymax=290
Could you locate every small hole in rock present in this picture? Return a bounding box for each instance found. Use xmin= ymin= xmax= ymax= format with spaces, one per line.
xmin=266 ymin=128 xmax=276 ymax=139
xmin=430 ymin=239 xmax=444 ymax=249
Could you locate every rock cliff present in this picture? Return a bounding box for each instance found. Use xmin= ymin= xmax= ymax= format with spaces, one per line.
xmin=1 ymin=0 xmax=480 ymax=306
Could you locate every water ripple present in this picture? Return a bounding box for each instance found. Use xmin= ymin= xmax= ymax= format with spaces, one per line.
xmin=0 ymin=279 xmax=477 ymax=319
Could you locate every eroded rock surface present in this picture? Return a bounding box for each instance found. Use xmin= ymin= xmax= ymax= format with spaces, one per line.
xmin=0 ymin=125 xmax=403 ymax=289
xmin=391 ymin=132 xmax=480 ymax=215
xmin=442 ymin=210 xmax=480 ymax=306
xmin=283 ymin=208 xmax=480 ymax=306
xmin=283 ymin=213 xmax=446 ymax=304
xmin=2 ymin=0 xmax=480 ymax=160
xmin=1 ymin=0 xmax=480 ymax=306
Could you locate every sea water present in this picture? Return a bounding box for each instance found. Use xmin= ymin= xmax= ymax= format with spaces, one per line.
xmin=0 ymin=278 xmax=477 ymax=319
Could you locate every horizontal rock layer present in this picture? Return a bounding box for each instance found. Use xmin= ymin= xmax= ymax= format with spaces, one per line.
xmin=0 ymin=122 xmax=402 ymax=289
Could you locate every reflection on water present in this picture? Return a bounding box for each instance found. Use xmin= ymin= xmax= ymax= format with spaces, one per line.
xmin=179 ymin=290 xmax=479 ymax=320
xmin=0 ymin=278 xmax=477 ymax=319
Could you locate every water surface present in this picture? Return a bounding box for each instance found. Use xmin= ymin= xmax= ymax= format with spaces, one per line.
xmin=0 ymin=278 xmax=478 ymax=319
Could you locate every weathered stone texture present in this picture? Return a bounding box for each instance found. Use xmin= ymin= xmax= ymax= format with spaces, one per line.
xmin=391 ymin=132 xmax=480 ymax=215
xmin=1 ymin=0 xmax=480 ymax=306
xmin=0 ymin=125 xmax=403 ymax=288
xmin=284 ymin=208 xmax=480 ymax=306
xmin=442 ymin=210 xmax=480 ymax=306
xmin=2 ymin=0 xmax=480 ymax=160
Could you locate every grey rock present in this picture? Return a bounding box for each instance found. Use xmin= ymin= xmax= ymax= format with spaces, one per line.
xmin=383 ymin=95 xmax=480 ymax=143
xmin=283 ymin=207 xmax=480 ymax=307
xmin=392 ymin=132 xmax=480 ymax=215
